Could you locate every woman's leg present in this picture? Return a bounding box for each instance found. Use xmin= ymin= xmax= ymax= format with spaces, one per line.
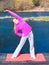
xmin=28 ymin=31 xmax=35 ymax=59
xmin=11 ymin=36 xmax=28 ymax=59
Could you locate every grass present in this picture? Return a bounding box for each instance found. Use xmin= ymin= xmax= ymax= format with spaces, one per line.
xmin=0 ymin=16 xmax=49 ymax=22
xmin=33 ymin=16 xmax=49 ymax=21
xmin=24 ymin=16 xmax=49 ymax=21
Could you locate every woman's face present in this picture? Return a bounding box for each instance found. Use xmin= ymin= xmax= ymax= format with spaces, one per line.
xmin=13 ymin=18 xmax=19 ymax=24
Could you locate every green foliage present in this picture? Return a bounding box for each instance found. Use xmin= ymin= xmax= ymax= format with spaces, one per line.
xmin=32 ymin=0 xmax=39 ymax=6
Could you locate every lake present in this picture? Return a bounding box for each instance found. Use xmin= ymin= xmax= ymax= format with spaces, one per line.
xmin=0 ymin=12 xmax=49 ymax=53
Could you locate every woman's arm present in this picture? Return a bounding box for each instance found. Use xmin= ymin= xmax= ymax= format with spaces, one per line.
xmin=14 ymin=25 xmax=24 ymax=37
xmin=5 ymin=10 xmax=22 ymax=20
xmin=15 ymin=29 xmax=23 ymax=37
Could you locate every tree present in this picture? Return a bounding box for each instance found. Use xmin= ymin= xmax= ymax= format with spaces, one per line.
xmin=32 ymin=0 xmax=39 ymax=6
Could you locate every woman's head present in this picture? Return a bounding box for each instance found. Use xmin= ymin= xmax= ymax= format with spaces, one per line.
xmin=13 ymin=18 xmax=19 ymax=24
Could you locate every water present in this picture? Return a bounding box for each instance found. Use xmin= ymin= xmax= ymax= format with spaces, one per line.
xmin=0 ymin=12 xmax=49 ymax=17
xmin=0 ymin=12 xmax=49 ymax=53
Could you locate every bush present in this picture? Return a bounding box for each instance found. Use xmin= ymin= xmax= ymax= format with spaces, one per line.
xmin=32 ymin=0 xmax=39 ymax=6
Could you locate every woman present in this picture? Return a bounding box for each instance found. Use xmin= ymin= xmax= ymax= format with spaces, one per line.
xmin=5 ymin=10 xmax=36 ymax=59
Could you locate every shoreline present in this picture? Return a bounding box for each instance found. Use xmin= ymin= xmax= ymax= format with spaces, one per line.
xmin=16 ymin=7 xmax=49 ymax=12
xmin=0 ymin=7 xmax=49 ymax=12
